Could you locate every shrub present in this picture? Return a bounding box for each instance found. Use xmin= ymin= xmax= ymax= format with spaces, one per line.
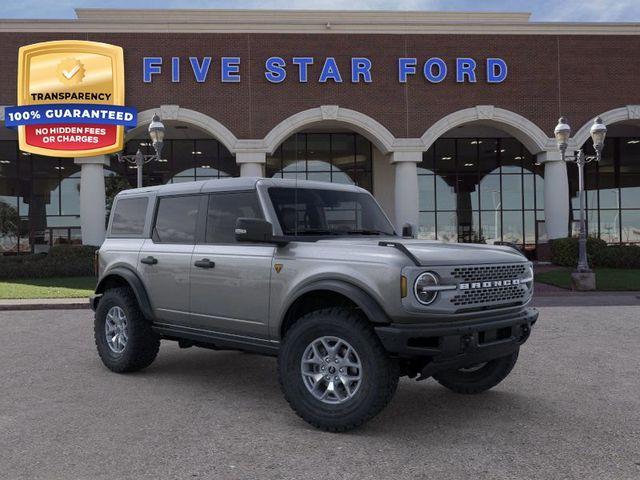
xmin=593 ymin=244 xmax=640 ymax=269
xmin=550 ymin=237 xmax=640 ymax=268
xmin=0 ymin=245 xmax=96 ymax=279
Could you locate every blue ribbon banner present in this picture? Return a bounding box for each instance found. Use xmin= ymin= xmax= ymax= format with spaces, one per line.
xmin=4 ymin=104 xmax=137 ymax=128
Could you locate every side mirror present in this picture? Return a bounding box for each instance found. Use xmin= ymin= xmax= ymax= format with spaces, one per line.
xmin=402 ymin=223 xmax=414 ymax=238
xmin=235 ymin=217 xmax=275 ymax=243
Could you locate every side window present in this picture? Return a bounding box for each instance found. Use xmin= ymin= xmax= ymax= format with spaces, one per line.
xmin=110 ymin=197 xmax=148 ymax=236
xmin=206 ymin=191 xmax=263 ymax=243
xmin=153 ymin=195 xmax=200 ymax=244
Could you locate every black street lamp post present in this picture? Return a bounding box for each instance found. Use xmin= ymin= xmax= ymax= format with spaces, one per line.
xmin=117 ymin=113 xmax=166 ymax=188
xmin=553 ymin=116 xmax=607 ymax=282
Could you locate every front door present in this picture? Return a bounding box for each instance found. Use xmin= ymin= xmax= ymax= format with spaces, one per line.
xmin=189 ymin=191 xmax=274 ymax=339
xmin=139 ymin=194 xmax=201 ymax=325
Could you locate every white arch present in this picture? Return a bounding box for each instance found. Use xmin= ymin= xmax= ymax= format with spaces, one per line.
xmin=420 ymin=105 xmax=552 ymax=154
xmin=127 ymin=105 xmax=239 ymax=153
xmin=572 ymin=105 xmax=640 ymax=148
xmin=263 ymin=105 xmax=396 ymax=155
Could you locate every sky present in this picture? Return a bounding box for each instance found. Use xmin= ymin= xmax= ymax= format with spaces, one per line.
xmin=0 ymin=0 xmax=639 ymax=22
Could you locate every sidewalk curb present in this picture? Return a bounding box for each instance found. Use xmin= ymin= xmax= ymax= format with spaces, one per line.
xmin=0 ymin=300 xmax=90 ymax=311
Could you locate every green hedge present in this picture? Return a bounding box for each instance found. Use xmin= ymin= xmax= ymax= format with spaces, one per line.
xmin=0 ymin=245 xmax=96 ymax=279
xmin=550 ymin=237 xmax=640 ymax=268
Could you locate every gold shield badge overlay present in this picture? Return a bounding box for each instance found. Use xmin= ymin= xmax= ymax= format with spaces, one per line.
xmin=17 ymin=40 xmax=125 ymax=157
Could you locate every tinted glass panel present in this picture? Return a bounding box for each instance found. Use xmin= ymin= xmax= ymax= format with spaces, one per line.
xmin=621 ymin=210 xmax=640 ymax=243
xmin=154 ymin=195 xmax=199 ymax=243
xmin=268 ymin=187 xmax=394 ymax=236
xmin=111 ymin=197 xmax=148 ymax=236
xmin=205 ymin=192 xmax=263 ymax=244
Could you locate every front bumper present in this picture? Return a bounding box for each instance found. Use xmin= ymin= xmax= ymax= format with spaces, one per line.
xmin=375 ymin=307 xmax=538 ymax=376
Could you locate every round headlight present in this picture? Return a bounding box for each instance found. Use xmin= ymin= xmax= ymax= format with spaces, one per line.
xmin=414 ymin=272 xmax=439 ymax=305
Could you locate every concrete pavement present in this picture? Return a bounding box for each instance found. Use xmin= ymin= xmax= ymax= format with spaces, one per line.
xmin=0 ymin=307 xmax=639 ymax=479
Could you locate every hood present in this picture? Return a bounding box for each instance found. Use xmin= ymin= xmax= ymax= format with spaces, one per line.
xmin=314 ymin=237 xmax=526 ymax=266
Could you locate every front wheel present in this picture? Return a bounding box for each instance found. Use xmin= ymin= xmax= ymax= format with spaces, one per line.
xmin=433 ymin=350 xmax=519 ymax=394
xmin=94 ymin=287 xmax=160 ymax=373
xmin=278 ymin=307 xmax=399 ymax=432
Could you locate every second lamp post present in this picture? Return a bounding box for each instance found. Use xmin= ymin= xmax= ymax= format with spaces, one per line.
xmin=118 ymin=113 xmax=166 ymax=188
xmin=553 ymin=116 xmax=607 ymax=279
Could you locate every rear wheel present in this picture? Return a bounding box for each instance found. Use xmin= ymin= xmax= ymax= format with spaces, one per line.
xmin=278 ymin=307 xmax=399 ymax=432
xmin=94 ymin=287 xmax=160 ymax=373
xmin=433 ymin=349 xmax=519 ymax=394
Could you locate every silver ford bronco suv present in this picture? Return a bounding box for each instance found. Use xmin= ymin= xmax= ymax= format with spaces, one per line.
xmin=92 ymin=177 xmax=537 ymax=431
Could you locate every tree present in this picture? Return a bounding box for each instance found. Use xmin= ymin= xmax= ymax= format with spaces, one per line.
xmin=104 ymin=174 xmax=132 ymax=216
xmin=0 ymin=201 xmax=20 ymax=250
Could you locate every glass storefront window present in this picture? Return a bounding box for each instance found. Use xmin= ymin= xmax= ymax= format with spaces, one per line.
xmin=481 ymin=209 xmax=502 ymax=243
xmin=266 ymin=133 xmax=373 ymax=191
xmin=418 ymin=211 xmax=436 ymax=240
xmin=436 ymin=211 xmax=457 ymax=242
xmin=0 ymin=137 xmax=237 ymax=253
xmin=502 ymin=211 xmax=524 ymax=245
xmin=500 ymin=138 xmax=523 ymax=174
xmin=172 ymin=140 xmax=196 ymax=178
xmin=621 ymin=174 xmax=640 ymax=209
xmin=418 ymin=174 xmax=435 ymax=211
xmin=621 ymin=210 xmax=640 ymax=243
xmin=501 ymin=175 xmax=523 ymax=210
xmin=479 ymin=175 xmax=501 ymax=211
xmin=599 ymin=210 xmax=621 ymax=243
xmin=435 ymin=175 xmax=456 ymax=210
xmin=419 ymin=137 xmax=543 ymax=248
xmin=569 ymin=136 xmax=640 ymax=244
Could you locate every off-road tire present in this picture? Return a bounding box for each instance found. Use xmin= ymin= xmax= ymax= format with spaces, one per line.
xmin=278 ymin=307 xmax=399 ymax=432
xmin=433 ymin=349 xmax=519 ymax=394
xmin=94 ymin=287 xmax=160 ymax=373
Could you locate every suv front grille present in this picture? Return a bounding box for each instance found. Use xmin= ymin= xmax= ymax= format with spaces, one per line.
xmin=449 ymin=263 xmax=530 ymax=308
xmin=451 ymin=284 xmax=526 ymax=307
xmin=451 ymin=264 xmax=527 ymax=283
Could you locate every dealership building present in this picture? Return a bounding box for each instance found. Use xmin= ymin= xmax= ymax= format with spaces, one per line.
xmin=0 ymin=8 xmax=639 ymax=255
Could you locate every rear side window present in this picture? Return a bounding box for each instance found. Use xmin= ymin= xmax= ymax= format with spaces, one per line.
xmin=205 ymin=192 xmax=263 ymax=243
xmin=153 ymin=195 xmax=200 ymax=244
xmin=110 ymin=197 xmax=148 ymax=236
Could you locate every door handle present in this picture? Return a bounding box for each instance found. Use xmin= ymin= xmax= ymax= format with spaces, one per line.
xmin=194 ymin=258 xmax=215 ymax=269
xmin=140 ymin=256 xmax=158 ymax=265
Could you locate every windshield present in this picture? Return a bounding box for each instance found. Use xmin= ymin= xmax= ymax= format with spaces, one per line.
xmin=268 ymin=187 xmax=396 ymax=236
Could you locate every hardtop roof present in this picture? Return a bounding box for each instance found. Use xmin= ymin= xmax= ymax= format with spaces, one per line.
xmin=115 ymin=177 xmax=367 ymax=198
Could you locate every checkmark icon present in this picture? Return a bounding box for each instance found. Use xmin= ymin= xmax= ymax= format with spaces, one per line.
xmin=62 ymin=64 xmax=80 ymax=79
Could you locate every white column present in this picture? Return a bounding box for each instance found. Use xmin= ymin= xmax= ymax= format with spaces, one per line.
xmin=236 ymin=152 xmax=266 ymax=177
xmin=74 ymin=155 xmax=108 ymax=246
xmin=538 ymin=151 xmax=569 ymax=240
xmin=391 ymin=151 xmax=421 ymax=236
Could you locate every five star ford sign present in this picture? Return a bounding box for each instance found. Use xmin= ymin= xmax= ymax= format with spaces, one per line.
xmin=4 ymin=40 xmax=137 ymax=158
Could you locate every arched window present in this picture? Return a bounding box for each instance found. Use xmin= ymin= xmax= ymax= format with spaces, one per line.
xmin=266 ymin=133 xmax=373 ymax=192
xmin=418 ymin=137 xmax=544 ymax=251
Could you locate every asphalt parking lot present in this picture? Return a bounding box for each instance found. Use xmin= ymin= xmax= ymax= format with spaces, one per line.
xmin=1 ymin=306 xmax=639 ymax=480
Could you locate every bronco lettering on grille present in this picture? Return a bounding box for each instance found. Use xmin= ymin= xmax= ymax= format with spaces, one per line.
xmin=459 ymin=279 xmax=521 ymax=290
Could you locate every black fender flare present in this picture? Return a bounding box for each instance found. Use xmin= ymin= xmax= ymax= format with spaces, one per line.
xmin=283 ymin=279 xmax=390 ymax=327
xmin=93 ymin=266 xmax=154 ymax=320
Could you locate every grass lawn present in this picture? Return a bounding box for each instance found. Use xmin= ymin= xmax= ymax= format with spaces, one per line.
xmin=535 ymin=268 xmax=640 ymax=291
xmin=0 ymin=276 xmax=96 ymax=299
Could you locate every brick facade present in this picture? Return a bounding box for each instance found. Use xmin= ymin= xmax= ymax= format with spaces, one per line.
xmin=0 ymin=31 xmax=638 ymax=141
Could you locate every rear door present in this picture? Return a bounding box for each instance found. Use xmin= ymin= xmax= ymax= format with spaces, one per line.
xmin=189 ymin=190 xmax=274 ymax=339
xmin=138 ymin=194 xmax=202 ymax=325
